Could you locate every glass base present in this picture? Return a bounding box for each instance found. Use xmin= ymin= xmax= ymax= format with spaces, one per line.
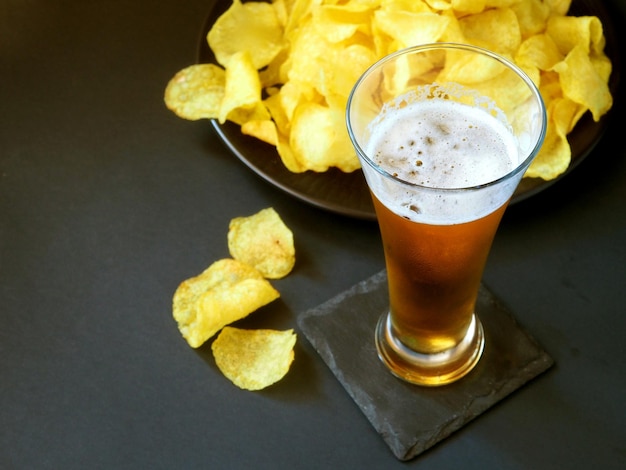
xmin=375 ymin=312 xmax=485 ymax=386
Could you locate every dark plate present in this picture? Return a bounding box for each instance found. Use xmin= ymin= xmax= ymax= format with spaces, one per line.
xmin=198 ymin=0 xmax=620 ymax=220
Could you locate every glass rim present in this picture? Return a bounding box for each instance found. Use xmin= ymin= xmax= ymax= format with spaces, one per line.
xmin=346 ymin=42 xmax=548 ymax=193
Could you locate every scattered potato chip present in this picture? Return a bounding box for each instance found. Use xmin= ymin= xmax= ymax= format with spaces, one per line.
xmin=173 ymin=259 xmax=279 ymax=348
xmin=166 ymin=0 xmax=614 ymax=181
xmin=228 ymin=207 xmax=295 ymax=279
xmin=212 ymin=327 xmax=297 ymax=391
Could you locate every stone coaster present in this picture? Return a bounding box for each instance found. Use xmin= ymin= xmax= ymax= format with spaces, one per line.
xmin=297 ymin=270 xmax=554 ymax=461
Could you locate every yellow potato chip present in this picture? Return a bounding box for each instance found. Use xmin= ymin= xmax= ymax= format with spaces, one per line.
xmin=525 ymin=118 xmax=571 ymax=180
xmin=241 ymin=119 xmax=278 ymax=146
xmin=551 ymin=44 xmax=613 ymax=122
xmin=373 ymin=10 xmax=450 ymax=49
xmin=164 ymin=64 xmax=225 ymax=121
xmin=211 ymin=327 xmax=297 ymax=391
xmin=276 ymin=134 xmax=306 ymax=173
xmin=323 ymin=44 xmax=377 ymax=103
xmin=459 ymin=7 xmax=521 ymax=56
xmin=510 ymin=0 xmax=550 ymax=39
xmin=207 ymin=0 xmax=284 ymax=69
xmin=261 ymin=92 xmax=290 ymax=139
xmin=228 ymin=208 xmax=296 ymax=279
xmin=312 ymin=4 xmax=373 ymax=44
xmin=271 ymin=0 xmax=290 ymax=28
xmin=219 ymin=50 xmax=270 ymax=125
xmin=277 ymin=80 xmax=316 ymax=123
xmin=423 ymin=0 xmax=476 ymax=14
xmin=283 ymin=0 xmax=318 ymax=35
xmin=284 ymin=21 xmax=327 ymax=92
xmin=515 ymin=34 xmax=563 ymax=71
xmin=392 ymin=0 xmax=441 ymax=14
xmin=259 ymin=47 xmax=290 ymax=88
xmin=545 ymin=0 xmax=572 ymax=17
xmin=173 ymin=259 xmax=279 ymax=348
xmin=546 ymin=14 xmax=605 ymax=57
xmin=289 ymin=101 xmax=360 ymax=173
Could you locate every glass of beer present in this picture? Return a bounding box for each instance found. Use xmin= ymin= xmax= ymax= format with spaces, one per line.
xmin=346 ymin=43 xmax=546 ymax=386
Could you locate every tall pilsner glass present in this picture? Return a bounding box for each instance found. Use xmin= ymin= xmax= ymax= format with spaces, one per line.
xmin=346 ymin=44 xmax=546 ymax=386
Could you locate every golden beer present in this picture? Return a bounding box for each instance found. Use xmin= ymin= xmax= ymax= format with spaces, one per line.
xmin=373 ymin=194 xmax=507 ymax=354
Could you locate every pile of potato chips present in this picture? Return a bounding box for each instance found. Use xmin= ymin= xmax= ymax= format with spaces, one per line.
xmin=172 ymin=208 xmax=297 ymax=390
xmin=165 ymin=0 xmax=613 ymax=180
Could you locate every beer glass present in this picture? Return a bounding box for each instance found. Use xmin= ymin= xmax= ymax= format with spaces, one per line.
xmin=346 ymin=44 xmax=546 ymax=386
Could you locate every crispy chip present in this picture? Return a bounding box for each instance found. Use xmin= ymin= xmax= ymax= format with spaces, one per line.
xmin=228 ymin=207 xmax=295 ymax=279
xmin=207 ymin=0 xmax=284 ymax=69
xmin=511 ymin=0 xmax=550 ymax=39
xmin=312 ymin=3 xmax=373 ymax=44
xmin=173 ymin=259 xmax=279 ymax=348
xmin=164 ymin=64 xmax=225 ymax=120
xmin=459 ymin=7 xmax=522 ymax=56
xmin=212 ymin=327 xmax=297 ymax=391
xmin=546 ymin=0 xmax=572 ymax=17
xmin=552 ymin=44 xmax=613 ymax=122
xmin=374 ymin=10 xmax=450 ymax=50
xmin=515 ymin=34 xmax=563 ymax=71
xmin=219 ymin=50 xmax=270 ymax=125
xmin=525 ymin=115 xmax=571 ymax=180
xmin=290 ymin=101 xmax=361 ymax=173
xmin=546 ymin=14 xmax=605 ymax=57
xmin=241 ymin=119 xmax=278 ymax=146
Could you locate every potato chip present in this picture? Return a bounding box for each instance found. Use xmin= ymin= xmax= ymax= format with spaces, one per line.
xmin=262 ymin=91 xmax=291 ymax=140
xmin=283 ymin=0 xmax=319 ymax=35
xmin=290 ymin=101 xmax=359 ymax=173
xmin=545 ymin=0 xmax=572 ymax=17
xmin=551 ymin=44 xmax=612 ymax=122
xmin=423 ymin=0 xmax=475 ymax=14
xmin=173 ymin=259 xmax=279 ymax=348
xmin=312 ymin=3 xmax=373 ymax=44
xmin=164 ymin=64 xmax=225 ymax=120
xmin=241 ymin=119 xmax=278 ymax=146
xmin=510 ymin=0 xmax=550 ymax=39
xmin=228 ymin=207 xmax=295 ymax=279
xmin=207 ymin=0 xmax=284 ymax=69
xmin=284 ymin=21 xmax=328 ymax=92
xmin=212 ymin=327 xmax=297 ymax=391
xmin=515 ymin=34 xmax=563 ymax=72
xmin=373 ymin=10 xmax=450 ymax=50
xmin=322 ymin=44 xmax=377 ymax=104
xmin=276 ymin=134 xmax=306 ymax=173
xmin=525 ymin=115 xmax=571 ymax=180
xmin=459 ymin=7 xmax=521 ymax=56
xmin=219 ymin=50 xmax=270 ymax=125
xmin=546 ymin=14 xmax=605 ymax=57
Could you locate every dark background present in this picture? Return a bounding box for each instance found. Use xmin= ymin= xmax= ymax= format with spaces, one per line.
xmin=1 ymin=0 xmax=625 ymax=468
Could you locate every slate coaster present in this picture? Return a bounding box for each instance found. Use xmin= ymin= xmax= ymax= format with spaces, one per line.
xmin=298 ymin=270 xmax=554 ymax=461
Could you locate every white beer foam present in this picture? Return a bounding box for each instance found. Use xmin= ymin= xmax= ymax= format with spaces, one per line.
xmin=363 ymin=92 xmax=523 ymax=225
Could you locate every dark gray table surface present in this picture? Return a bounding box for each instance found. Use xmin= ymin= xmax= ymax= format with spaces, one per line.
xmin=2 ymin=0 xmax=625 ymax=468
